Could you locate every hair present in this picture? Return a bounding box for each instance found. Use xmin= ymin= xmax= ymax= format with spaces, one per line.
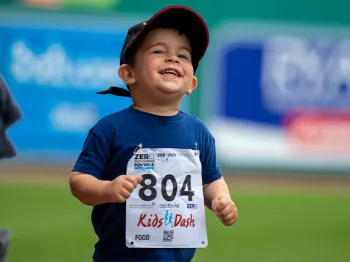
xmin=124 ymin=27 xmax=190 ymax=66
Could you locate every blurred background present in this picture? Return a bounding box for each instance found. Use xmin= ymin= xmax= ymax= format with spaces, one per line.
xmin=0 ymin=0 xmax=349 ymax=261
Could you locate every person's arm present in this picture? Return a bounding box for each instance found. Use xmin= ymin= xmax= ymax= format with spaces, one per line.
xmin=203 ymin=177 xmax=230 ymax=210
xmin=203 ymin=177 xmax=238 ymax=226
xmin=200 ymin=128 xmax=238 ymax=226
xmin=69 ymin=171 xmax=142 ymax=206
xmin=69 ymin=172 xmax=110 ymax=206
xmin=69 ymin=125 xmax=142 ymax=206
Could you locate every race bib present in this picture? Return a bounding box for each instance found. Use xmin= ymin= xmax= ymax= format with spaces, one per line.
xmin=125 ymin=148 xmax=208 ymax=248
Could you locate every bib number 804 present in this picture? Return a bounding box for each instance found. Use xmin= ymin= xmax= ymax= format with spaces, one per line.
xmin=139 ymin=174 xmax=194 ymax=202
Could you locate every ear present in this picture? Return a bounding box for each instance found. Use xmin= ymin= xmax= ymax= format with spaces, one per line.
xmin=186 ymin=76 xmax=198 ymax=95
xmin=118 ymin=64 xmax=136 ymax=86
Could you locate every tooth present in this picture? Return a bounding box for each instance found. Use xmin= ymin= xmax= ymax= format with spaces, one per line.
xmin=161 ymin=70 xmax=178 ymax=75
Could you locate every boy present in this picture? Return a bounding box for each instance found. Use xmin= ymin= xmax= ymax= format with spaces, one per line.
xmin=69 ymin=5 xmax=238 ymax=262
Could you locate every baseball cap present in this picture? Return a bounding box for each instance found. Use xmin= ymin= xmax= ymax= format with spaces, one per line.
xmin=97 ymin=5 xmax=209 ymax=97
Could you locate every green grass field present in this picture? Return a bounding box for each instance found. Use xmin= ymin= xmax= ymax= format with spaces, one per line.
xmin=0 ymin=180 xmax=349 ymax=262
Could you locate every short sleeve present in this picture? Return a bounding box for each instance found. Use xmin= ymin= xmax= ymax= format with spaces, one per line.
xmin=201 ymin=133 xmax=223 ymax=185
xmin=72 ymin=123 xmax=113 ymax=179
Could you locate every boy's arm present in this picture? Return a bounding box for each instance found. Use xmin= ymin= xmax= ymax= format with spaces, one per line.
xmin=69 ymin=171 xmax=142 ymax=206
xmin=203 ymin=177 xmax=230 ymax=210
xmin=69 ymin=171 xmax=111 ymax=206
xmin=203 ymin=177 xmax=238 ymax=226
xmin=69 ymin=128 xmax=140 ymax=206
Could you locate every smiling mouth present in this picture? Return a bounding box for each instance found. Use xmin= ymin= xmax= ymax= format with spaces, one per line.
xmin=159 ymin=69 xmax=180 ymax=77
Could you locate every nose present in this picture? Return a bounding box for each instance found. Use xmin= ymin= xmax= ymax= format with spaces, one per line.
xmin=165 ymin=54 xmax=179 ymax=63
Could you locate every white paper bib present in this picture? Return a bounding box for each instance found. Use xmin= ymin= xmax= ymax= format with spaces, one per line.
xmin=125 ymin=148 xmax=208 ymax=248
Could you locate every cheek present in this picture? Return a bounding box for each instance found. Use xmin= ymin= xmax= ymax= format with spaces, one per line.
xmin=183 ymin=64 xmax=195 ymax=81
xmin=143 ymin=58 xmax=159 ymax=74
xmin=134 ymin=58 xmax=158 ymax=80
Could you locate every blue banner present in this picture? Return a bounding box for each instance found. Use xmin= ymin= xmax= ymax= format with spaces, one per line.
xmin=0 ymin=10 xmax=189 ymax=161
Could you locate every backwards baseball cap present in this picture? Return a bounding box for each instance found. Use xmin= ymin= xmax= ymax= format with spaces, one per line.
xmin=97 ymin=5 xmax=209 ymax=97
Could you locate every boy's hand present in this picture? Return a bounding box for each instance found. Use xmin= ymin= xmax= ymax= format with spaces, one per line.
xmin=212 ymin=196 xmax=238 ymax=226
xmin=105 ymin=175 xmax=143 ymax=203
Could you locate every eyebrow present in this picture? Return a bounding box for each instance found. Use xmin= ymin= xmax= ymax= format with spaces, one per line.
xmin=147 ymin=42 xmax=192 ymax=53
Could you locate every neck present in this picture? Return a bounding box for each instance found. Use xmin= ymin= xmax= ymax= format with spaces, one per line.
xmin=132 ymin=104 xmax=179 ymax=116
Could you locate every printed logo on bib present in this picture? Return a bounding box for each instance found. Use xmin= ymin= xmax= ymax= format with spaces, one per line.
xmin=157 ymin=153 xmax=177 ymax=162
xmin=129 ymin=202 xmax=156 ymax=209
xmin=135 ymin=234 xmax=150 ymax=241
xmin=137 ymin=210 xmax=196 ymax=229
xmin=134 ymin=153 xmax=155 ymax=170
xmin=159 ymin=203 xmax=180 ymax=209
xmin=157 ymin=152 xmax=197 ymax=162
xmin=187 ymin=204 xmax=198 ymax=209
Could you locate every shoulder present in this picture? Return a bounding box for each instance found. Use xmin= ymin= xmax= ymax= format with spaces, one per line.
xmin=91 ymin=107 xmax=133 ymax=133
xmin=181 ymin=112 xmax=213 ymax=136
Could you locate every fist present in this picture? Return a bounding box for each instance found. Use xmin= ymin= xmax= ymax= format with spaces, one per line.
xmin=212 ymin=196 xmax=238 ymax=226
xmin=105 ymin=175 xmax=143 ymax=203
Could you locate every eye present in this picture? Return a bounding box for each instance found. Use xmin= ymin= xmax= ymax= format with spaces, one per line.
xmin=153 ymin=50 xmax=165 ymax=54
xmin=178 ymin=54 xmax=189 ymax=60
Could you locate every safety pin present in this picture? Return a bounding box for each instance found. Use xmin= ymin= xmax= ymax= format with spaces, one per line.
xmin=133 ymin=143 xmax=143 ymax=155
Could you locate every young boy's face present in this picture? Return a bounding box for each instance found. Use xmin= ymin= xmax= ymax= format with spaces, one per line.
xmin=122 ymin=28 xmax=197 ymax=102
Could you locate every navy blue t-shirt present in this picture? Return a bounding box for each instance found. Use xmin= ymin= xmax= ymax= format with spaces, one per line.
xmin=73 ymin=106 xmax=222 ymax=262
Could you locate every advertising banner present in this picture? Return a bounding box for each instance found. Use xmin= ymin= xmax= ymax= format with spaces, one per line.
xmin=0 ymin=10 xmax=189 ymax=161
xmin=201 ymin=22 xmax=350 ymax=172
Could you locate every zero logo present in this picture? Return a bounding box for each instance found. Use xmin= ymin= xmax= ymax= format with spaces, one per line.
xmin=187 ymin=204 xmax=198 ymax=209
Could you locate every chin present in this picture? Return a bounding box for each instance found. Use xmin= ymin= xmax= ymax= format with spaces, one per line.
xmin=156 ymin=84 xmax=182 ymax=94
